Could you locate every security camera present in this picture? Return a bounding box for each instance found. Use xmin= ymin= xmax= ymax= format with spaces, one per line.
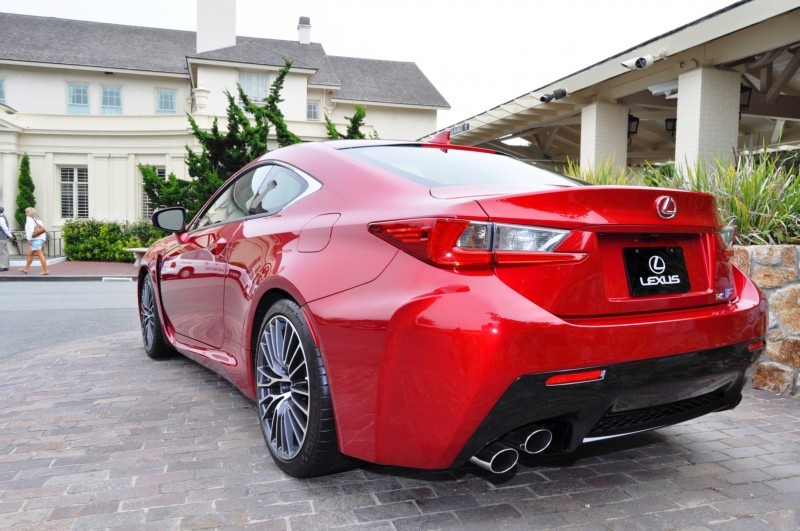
xmin=621 ymin=55 xmax=656 ymax=70
xmin=539 ymin=88 xmax=568 ymax=103
xmin=621 ymin=49 xmax=666 ymax=70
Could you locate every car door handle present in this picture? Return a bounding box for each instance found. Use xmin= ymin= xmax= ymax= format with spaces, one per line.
xmin=210 ymin=238 xmax=228 ymax=255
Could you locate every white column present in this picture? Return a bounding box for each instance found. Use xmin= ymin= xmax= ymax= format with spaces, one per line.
xmin=675 ymin=67 xmax=740 ymax=174
xmin=580 ymin=102 xmax=628 ymax=173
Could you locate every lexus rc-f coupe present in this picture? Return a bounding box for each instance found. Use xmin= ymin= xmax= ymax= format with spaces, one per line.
xmin=138 ymin=139 xmax=766 ymax=477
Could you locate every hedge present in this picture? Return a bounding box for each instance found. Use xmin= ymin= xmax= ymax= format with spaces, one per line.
xmin=62 ymin=219 xmax=164 ymax=262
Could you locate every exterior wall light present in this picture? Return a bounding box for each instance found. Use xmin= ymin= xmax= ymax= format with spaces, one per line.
xmin=627 ymin=113 xmax=640 ymax=144
xmin=665 ymin=118 xmax=677 ymax=137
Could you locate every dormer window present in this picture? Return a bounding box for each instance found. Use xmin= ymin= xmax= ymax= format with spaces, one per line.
xmin=239 ymin=72 xmax=268 ymax=103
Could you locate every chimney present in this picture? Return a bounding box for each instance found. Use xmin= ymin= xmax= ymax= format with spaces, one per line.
xmin=197 ymin=0 xmax=237 ymax=53
xmin=298 ymin=16 xmax=311 ymax=44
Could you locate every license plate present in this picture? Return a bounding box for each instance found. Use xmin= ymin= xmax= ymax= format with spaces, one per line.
xmin=623 ymin=247 xmax=690 ymax=297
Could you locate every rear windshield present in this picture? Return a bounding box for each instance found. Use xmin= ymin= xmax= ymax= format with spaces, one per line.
xmin=341 ymin=145 xmax=580 ymax=188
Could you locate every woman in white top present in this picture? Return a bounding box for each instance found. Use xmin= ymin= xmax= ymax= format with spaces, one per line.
xmin=20 ymin=207 xmax=50 ymax=275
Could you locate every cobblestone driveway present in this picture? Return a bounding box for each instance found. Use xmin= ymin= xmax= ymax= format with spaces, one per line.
xmin=1 ymin=331 xmax=799 ymax=530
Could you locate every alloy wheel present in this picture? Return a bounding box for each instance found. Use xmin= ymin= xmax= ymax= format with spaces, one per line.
xmin=140 ymin=278 xmax=156 ymax=351
xmin=256 ymin=315 xmax=311 ymax=460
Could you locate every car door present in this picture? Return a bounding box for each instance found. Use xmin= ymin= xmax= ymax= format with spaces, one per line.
xmin=160 ymin=165 xmax=273 ymax=348
xmin=222 ymin=164 xmax=321 ymax=338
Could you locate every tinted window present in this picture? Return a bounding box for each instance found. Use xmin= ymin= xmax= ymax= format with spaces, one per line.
xmin=194 ymin=166 xmax=271 ymax=229
xmin=194 ymin=165 xmax=310 ymax=230
xmin=248 ymin=166 xmax=309 ymax=215
xmin=342 ymin=146 xmax=579 ymax=188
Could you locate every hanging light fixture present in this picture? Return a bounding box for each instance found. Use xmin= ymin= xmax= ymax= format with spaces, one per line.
xmin=665 ymin=118 xmax=677 ymax=137
xmin=739 ymin=84 xmax=753 ymax=110
xmin=627 ymin=113 xmax=640 ymax=145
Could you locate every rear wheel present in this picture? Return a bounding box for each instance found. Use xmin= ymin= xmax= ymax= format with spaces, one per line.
xmin=254 ymin=300 xmax=351 ymax=477
xmin=139 ymin=275 xmax=173 ymax=360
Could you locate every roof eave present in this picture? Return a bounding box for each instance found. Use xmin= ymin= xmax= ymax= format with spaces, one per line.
xmin=331 ymin=97 xmax=449 ymax=110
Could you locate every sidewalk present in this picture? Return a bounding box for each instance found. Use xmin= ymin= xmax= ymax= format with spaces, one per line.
xmin=0 ymin=257 xmax=137 ymax=282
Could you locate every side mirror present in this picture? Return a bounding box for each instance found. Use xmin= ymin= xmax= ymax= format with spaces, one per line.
xmin=152 ymin=207 xmax=186 ymax=233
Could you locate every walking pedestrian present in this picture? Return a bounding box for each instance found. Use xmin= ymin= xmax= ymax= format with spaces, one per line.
xmin=0 ymin=206 xmax=13 ymax=271
xmin=19 ymin=207 xmax=49 ymax=275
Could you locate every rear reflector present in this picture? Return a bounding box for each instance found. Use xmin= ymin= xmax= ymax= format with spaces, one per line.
xmin=747 ymin=340 xmax=766 ymax=352
xmin=546 ymin=369 xmax=606 ymax=386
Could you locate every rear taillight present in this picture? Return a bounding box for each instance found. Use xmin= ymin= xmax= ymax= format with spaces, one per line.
xmin=369 ymin=218 xmax=584 ymax=269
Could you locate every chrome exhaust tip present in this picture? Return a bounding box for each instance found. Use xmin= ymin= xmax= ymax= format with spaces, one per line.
xmin=502 ymin=426 xmax=553 ymax=455
xmin=469 ymin=442 xmax=519 ymax=474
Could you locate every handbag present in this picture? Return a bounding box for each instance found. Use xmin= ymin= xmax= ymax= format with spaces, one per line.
xmin=32 ymin=223 xmax=46 ymax=238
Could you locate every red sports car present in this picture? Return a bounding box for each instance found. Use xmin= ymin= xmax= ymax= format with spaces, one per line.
xmin=138 ymin=139 xmax=767 ymax=477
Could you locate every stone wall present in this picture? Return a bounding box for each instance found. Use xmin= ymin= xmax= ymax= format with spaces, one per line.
xmin=731 ymin=245 xmax=799 ymax=396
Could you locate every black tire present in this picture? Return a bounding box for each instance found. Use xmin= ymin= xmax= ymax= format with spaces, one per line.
xmin=139 ymin=274 xmax=174 ymax=360
xmin=254 ymin=299 xmax=352 ymax=477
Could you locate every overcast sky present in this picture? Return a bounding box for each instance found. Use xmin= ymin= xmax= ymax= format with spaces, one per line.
xmin=0 ymin=0 xmax=737 ymax=128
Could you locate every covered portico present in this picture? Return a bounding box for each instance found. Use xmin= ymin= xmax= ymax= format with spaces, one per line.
xmin=424 ymin=0 xmax=800 ymax=172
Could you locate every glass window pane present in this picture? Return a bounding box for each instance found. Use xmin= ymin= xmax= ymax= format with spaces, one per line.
xmin=142 ymin=167 xmax=166 ymax=220
xmin=68 ymin=83 xmax=89 ymax=114
xmin=60 ymin=168 xmax=75 ymax=218
xmin=77 ymin=168 xmax=89 ymax=219
xmin=156 ymin=89 xmax=176 ymax=114
xmin=195 ymin=169 xmax=260 ymax=229
xmin=239 ymin=72 xmax=269 ymax=102
xmin=101 ymin=86 xmax=122 ymax=115
xmin=250 ymin=166 xmax=308 ymax=215
xmin=307 ymin=101 xmax=318 ymax=121
xmin=0 ymin=79 xmax=5 ymax=104
xmin=60 ymin=167 xmax=89 ymax=219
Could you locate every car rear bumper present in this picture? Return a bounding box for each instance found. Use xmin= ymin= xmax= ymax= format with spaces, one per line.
xmin=450 ymin=340 xmax=762 ymax=467
xmin=308 ymin=253 xmax=767 ymax=470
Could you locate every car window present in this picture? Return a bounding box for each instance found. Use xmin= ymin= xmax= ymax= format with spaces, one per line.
xmin=247 ymin=165 xmax=309 ymax=215
xmin=341 ymin=145 xmax=581 ymax=188
xmin=194 ymin=165 xmax=272 ymax=230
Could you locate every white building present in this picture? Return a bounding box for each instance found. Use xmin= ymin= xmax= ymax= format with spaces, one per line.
xmin=0 ymin=2 xmax=449 ymax=230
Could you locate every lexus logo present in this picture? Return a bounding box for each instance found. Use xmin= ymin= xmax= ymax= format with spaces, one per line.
xmin=648 ymin=255 xmax=666 ymax=275
xmin=656 ymin=196 xmax=677 ymax=220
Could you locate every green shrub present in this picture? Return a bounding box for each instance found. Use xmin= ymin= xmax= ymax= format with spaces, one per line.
xmin=62 ymin=219 xmax=165 ymax=262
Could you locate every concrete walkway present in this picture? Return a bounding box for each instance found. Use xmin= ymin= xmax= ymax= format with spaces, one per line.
xmin=0 ymin=259 xmax=136 ymax=282
xmin=1 ymin=330 xmax=798 ymax=530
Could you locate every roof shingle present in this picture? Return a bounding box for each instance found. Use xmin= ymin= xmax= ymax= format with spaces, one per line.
xmin=0 ymin=12 xmax=449 ymax=108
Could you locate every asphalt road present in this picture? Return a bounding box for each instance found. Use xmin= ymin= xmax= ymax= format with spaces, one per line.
xmin=1 ymin=280 xmax=141 ymax=357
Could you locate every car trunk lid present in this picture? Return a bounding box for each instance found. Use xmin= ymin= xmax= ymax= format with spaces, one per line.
xmin=473 ymin=186 xmax=735 ymax=318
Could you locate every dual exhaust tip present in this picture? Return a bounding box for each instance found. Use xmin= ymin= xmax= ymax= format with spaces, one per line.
xmin=469 ymin=427 xmax=553 ymax=474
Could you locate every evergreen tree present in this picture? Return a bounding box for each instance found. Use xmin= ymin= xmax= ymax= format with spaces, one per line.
xmin=142 ymin=60 xmax=299 ymax=221
xmin=324 ymin=115 xmax=341 ymax=140
xmin=324 ymin=105 xmax=371 ymax=139
xmin=239 ymin=60 xmax=301 ymax=148
xmin=15 ymin=154 xmax=35 ymax=228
